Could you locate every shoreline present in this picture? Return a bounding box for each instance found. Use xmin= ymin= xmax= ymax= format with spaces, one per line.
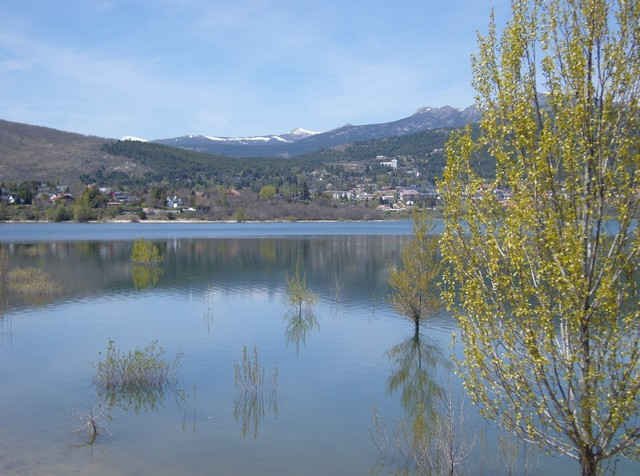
xmin=0 ymin=217 xmax=415 ymax=225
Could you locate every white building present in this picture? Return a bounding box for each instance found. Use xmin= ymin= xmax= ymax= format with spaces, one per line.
xmin=379 ymin=158 xmax=398 ymax=170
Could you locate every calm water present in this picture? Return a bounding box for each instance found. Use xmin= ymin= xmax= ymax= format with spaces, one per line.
xmin=0 ymin=223 xmax=636 ymax=475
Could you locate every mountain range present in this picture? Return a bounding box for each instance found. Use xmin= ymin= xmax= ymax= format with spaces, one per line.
xmin=153 ymin=105 xmax=479 ymax=157
xmin=0 ymin=105 xmax=479 ymax=186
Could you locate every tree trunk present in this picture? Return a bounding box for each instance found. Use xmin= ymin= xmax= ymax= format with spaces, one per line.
xmin=580 ymin=450 xmax=597 ymax=476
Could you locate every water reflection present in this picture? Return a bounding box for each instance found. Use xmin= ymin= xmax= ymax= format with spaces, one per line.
xmin=131 ymin=264 xmax=163 ymax=290
xmin=0 ymin=236 xmax=403 ymax=314
xmin=203 ymin=289 xmax=215 ymax=334
xmin=387 ymin=330 xmax=444 ymax=437
xmin=375 ymin=325 xmax=478 ymax=475
xmin=7 ymin=267 xmax=62 ymax=305
xmin=233 ymin=346 xmax=279 ymax=439
xmin=0 ymin=250 xmax=7 ymax=319
xmin=130 ymin=240 xmax=164 ymax=290
xmin=284 ymin=307 xmax=318 ymax=356
xmin=0 ymin=251 xmax=11 ymax=343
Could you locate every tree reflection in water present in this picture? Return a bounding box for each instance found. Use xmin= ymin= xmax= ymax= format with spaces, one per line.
xmin=131 ymin=264 xmax=163 ymax=290
xmin=386 ymin=328 xmax=444 ymax=446
xmin=0 ymin=250 xmax=10 ymax=342
xmin=0 ymin=249 xmax=7 ymax=319
xmin=373 ymin=325 xmax=476 ymax=475
xmin=233 ymin=346 xmax=278 ymax=439
xmin=130 ymin=240 xmax=164 ymax=290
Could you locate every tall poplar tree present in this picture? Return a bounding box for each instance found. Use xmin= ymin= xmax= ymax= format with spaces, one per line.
xmin=441 ymin=1 xmax=640 ymax=474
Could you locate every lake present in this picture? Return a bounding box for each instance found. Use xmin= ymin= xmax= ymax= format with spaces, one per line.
xmin=0 ymin=223 xmax=637 ymax=475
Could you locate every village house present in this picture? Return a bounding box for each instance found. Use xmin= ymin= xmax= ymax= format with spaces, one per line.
xmin=377 ymin=189 xmax=397 ymax=205
xmin=113 ymin=191 xmax=133 ymax=203
xmin=398 ymin=188 xmax=421 ymax=205
xmin=378 ymin=156 xmax=398 ymax=170
xmin=49 ymin=192 xmax=75 ymax=205
xmin=325 ymin=190 xmax=354 ymax=201
xmin=166 ymin=195 xmax=184 ymax=209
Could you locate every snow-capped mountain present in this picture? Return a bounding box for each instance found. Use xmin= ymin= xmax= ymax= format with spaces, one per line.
xmin=284 ymin=128 xmax=318 ymax=139
xmin=153 ymin=106 xmax=478 ymax=158
xmin=193 ymin=128 xmax=317 ymax=144
xmin=121 ymin=135 xmax=148 ymax=142
xmin=157 ymin=127 xmax=318 ymax=151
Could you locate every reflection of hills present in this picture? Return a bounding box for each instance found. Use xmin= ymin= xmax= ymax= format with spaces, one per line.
xmin=0 ymin=236 xmax=410 ymax=313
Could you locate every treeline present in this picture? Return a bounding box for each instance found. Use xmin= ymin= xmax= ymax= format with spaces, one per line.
xmin=97 ymin=141 xmax=320 ymax=189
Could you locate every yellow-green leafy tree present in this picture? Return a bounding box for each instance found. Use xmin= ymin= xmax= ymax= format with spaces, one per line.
xmin=441 ymin=1 xmax=640 ymax=474
xmin=389 ymin=211 xmax=442 ymax=336
xmin=284 ymin=263 xmax=318 ymax=354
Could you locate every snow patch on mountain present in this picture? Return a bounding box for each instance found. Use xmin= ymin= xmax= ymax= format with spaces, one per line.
xmin=201 ymin=134 xmax=290 ymax=143
xmin=289 ymin=127 xmax=318 ymax=136
xmin=121 ymin=136 xmax=148 ymax=142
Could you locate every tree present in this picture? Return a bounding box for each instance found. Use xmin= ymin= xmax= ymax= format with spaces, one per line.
xmin=441 ymin=1 xmax=640 ymax=474
xmin=258 ymin=184 xmax=277 ymax=201
xmin=388 ymin=211 xmax=442 ymax=335
xmin=284 ymin=264 xmax=317 ymax=355
xmin=73 ymin=202 xmax=93 ymax=223
xmin=73 ymin=186 xmax=108 ymax=222
xmin=47 ymin=204 xmax=72 ymax=222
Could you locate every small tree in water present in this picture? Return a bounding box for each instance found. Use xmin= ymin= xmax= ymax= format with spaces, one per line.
xmin=388 ymin=210 xmax=442 ymax=336
xmin=441 ymin=1 xmax=640 ymax=474
xmin=286 ymin=264 xmax=317 ymax=316
xmin=285 ymin=264 xmax=318 ymax=354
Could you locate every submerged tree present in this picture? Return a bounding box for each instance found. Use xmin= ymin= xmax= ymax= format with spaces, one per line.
xmin=286 ymin=264 xmax=317 ymax=315
xmin=388 ymin=211 xmax=442 ymax=335
xmin=284 ymin=266 xmax=318 ymax=355
xmin=441 ymin=1 xmax=640 ymax=473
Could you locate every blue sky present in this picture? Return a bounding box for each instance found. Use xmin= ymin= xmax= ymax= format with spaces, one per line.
xmin=0 ymin=0 xmax=510 ymax=139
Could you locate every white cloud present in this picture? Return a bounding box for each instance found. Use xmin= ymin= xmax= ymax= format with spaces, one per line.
xmin=0 ymin=27 xmax=260 ymax=138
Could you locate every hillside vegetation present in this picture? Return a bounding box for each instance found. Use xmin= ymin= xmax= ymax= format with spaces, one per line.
xmin=0 ymin=120 xmax=145 ymax=186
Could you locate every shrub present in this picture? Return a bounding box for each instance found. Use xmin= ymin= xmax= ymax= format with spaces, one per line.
xmin=95 ymin=340 xmax=174 ymax=390
xmin=47 ymin=205 xmax=72 ymax=222
xmin=233 ymin=208 xmax=247 ymax=222
xmin=259 ymin=185 xmax=277 ymax=201
xmin=73 ymin=203 xmax=94 ymax=222
xmin=94 ymin=340 xmax=181 ymax=412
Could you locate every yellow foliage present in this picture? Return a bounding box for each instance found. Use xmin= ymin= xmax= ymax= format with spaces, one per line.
xmin=441 ymin=0 xmax=640 ymax=471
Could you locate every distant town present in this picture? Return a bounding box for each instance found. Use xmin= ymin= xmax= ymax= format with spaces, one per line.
xmin=0 ymin=150 xmax=517 ymax=222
